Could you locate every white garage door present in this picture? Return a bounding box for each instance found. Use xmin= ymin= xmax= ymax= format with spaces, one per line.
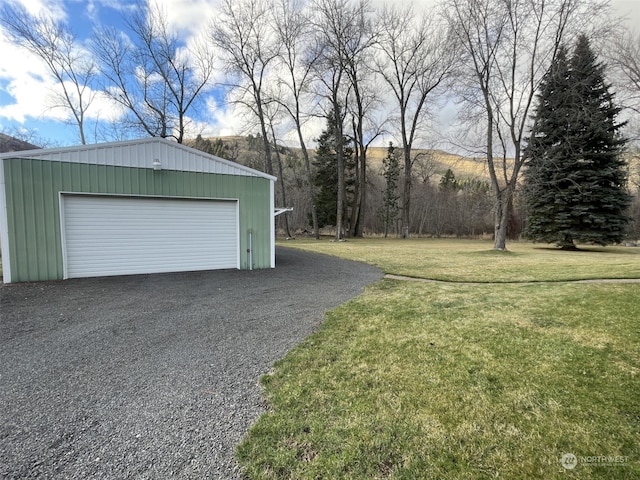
xmin=62 ymin=195 xmax=239 ymax=279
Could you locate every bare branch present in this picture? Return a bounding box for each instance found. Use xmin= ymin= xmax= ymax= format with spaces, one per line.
xmin=92 ymin=1 xmax=214 ymax=143
xmin=1 ymin=3 xmax=98 ymax=144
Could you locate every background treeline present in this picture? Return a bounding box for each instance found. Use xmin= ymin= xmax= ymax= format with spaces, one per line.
xmin=190 ymin=132 xmax=639 ymax=240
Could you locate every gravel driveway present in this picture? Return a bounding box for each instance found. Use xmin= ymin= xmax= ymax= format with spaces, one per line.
xmin=0 ymin=246 xmax=382 ymax=479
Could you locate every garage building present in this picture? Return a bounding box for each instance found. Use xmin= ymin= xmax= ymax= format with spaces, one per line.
xmin=0 ymin=138 xmax=277 ymax=283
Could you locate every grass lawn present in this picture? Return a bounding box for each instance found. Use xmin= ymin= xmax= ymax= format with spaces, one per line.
xmin=275 ymin=237 xmax=640 ymax=282
xmin=237 ymin=239 xmax=640 ymax=479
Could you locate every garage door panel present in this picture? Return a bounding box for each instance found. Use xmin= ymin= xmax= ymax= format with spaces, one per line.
xmin=63 ymin=195 xmax=238 ymax=278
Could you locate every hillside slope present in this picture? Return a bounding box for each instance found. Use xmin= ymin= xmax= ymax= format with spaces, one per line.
xmin=188 ymin=136 xmax=639 ymax=187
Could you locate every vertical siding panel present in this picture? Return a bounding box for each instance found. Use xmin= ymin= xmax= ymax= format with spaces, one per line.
xmin=243 ymin=176 xmax=253 ymax=270
xmin=262 ymin=178 xmax=271 ymax=268
xmin=145 ymin=169 xmax=153 ymax=195
xmin=4 ymin=161 xmax=18 ymax=281
xmin=63 ymin=162 xmax=74 ymax=191
xmin=251 ymin=177 xmax=261 ymax=269
xmin=77 ymin=162 xmax=87 ymax=191
xmin=129 ymin=167 xmax=137 ymax=195
xmin=185 ymin=171 xmax=193 ymax=196
xmin=240 ymin=175 xmax=252 ymax=268
xmin=197 ymin=170 xmax=205 ymax=196
xmin=254 ymin=178 xmax=265 ymax=268
xmin=142 ymin=169 xmax=152 ymax=196
xmin=182 ymin=172 xmax=190 ymax=196
xmin=110 ymin=166 xmax=119 ymax=193
xmin=100 ymin=164 xmax=110 ymax=193
xmin=19 ymin=160 xmax=36 ymax=280
xmin=171 ymin=171 xmax=179 ymax=196
xmin=241 ymin=176 xmax=250 ymax=270
xmin=254 ymin=178 xmax=267 ymax=269
xmin=124 ymin=166 xmax=133 ymax=194
xmin=92 ymin=161 xmax=100 ymax=191
xmin=254 ymin=178 xmax=263 ymax=268
xmin=27 ymin=160 xmax=45 ymax=280
xmin=177 ymin=170 xmax=184 ymax=196
xmin=110 ymin=166 xmax=120 ymax=194
xmin=249 ymin=177 xmax=269 ymax=269
xmin=39 ymin=160 xmax=57 ymax=280
xmin=33 ymin=160 xmax=53 ymax=280
xmin=153 ymin=169 xmax=161 ymax=195
xmin=23 ymin=160 xmax=38 ymax=279
xmin=84 ymin=161 xmax=94 ymax=191
xmin=136 ymin=168 xmax=145 ymax=195
xmin=41 ymin=161 xmax=55 ymax=278
xmin=51 ymin=161 xmax=64 ymax=278
xmin=173 ymin=170 xmax=181 ymax=196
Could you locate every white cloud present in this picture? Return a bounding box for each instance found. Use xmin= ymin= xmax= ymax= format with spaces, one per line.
xmin=85 ymin=90 xmax=127 ymax=123
xmin=201 ymin=97 xmax=251 ymax=137
xmin=0 ymin=29 xmax=125 ymax=126
xmin=151 ymin=0 xmax=220 ymax=37
xmin=612 ymin=0 xmax=640 ymax=28
xmin=0 ymin=31 xmax=65 ymax=122
xmin=6 ymin=0 xmax=67 ymax=20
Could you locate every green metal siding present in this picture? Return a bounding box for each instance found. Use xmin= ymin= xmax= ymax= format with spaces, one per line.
xmin=3 ymin=158 xmax=272 ymax=282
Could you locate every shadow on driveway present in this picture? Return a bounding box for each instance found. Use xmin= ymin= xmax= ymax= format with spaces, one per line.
xmin=0 ymin=247 xmax=382 ymax=479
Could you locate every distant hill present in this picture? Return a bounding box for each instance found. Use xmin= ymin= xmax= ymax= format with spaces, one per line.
xmin=190 ymin=135 xmax=639 ymax=187
xmin=364 ymin=146 xmax=490 ymax=183
xmin=190 ymin=135 xmax=492 ymax=183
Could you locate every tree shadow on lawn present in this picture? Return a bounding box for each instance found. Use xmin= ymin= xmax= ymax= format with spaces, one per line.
xmin=531 ymin=245 xmax=640 ymax=254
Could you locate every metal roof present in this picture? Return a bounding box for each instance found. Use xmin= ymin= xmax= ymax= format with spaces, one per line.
xmin=0 ymin=137 xmax=276 ymax=181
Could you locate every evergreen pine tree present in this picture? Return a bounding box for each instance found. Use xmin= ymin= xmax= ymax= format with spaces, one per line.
xmin=523 ymin=46 xmax=573 ymax=245
xmin=439 ymin=168 xmax=460 ymax=192
xmin=311 ymin=112 xmax=354 ymax=228
xmin=523 ymin=35 xmax=631 ymax=248
xmin=381 ymin=142 xmax=401 ymax=237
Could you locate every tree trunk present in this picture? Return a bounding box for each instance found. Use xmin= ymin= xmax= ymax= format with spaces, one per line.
xmin=334 ymin=102 xmax=345 ymax=240
xmin=350 ymin=137 xmax=361 ymax=237
xmin=259 ymin=128 xmax=274 ymax=176
xmin=350 ymin=106 xmax=367 ymax=238
xmin=356 ymin=151 xmax=366 ymax=237
xmin=255 ymin=93 xmax=274 ymax=176
xmin=493 ymin=192 xmax=508 ymax=250
xmin=401 ymin=148 xmax=412 ymax=238
xmin=349 ymin=139 xmax=367 ymax=238
xmin=270 ymin=125 xmax=292 ymax=238
xmin=297 ymin=128 xmax=319 ymax=239
xmin=559 ymin=233 xmax=577 ymax=250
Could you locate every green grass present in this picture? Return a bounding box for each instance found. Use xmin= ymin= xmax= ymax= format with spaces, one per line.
xmin=237 ymin=239 xmax=640 ymax=479
xmin=276 ymin=238 xmax=640 ymax=282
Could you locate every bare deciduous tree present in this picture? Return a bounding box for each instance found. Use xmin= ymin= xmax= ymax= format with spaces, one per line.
xmin=271 ymin=0 xmax=322 ymax=238
xmin=341 ymin=1 xmax=381 ymax=237
xmin=211 ymin=0 xmax=280 ymax=175
xmin=1 ymin=4 xmax=97 ymax=144
xmin=93 ymin=2 xmax=214 ymax=143
xmin=610 ymin=29 xmax=640 ymax=118
xmin=374 ymin=4 xmax=457 ymax=238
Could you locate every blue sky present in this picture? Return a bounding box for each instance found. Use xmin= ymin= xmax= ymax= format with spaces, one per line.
xmin=0 ymin=0 xmax=639 ymax=148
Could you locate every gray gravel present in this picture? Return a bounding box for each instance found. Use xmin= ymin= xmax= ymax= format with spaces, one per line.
xmin=0 ymin=246 xmax=382 ymax=479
